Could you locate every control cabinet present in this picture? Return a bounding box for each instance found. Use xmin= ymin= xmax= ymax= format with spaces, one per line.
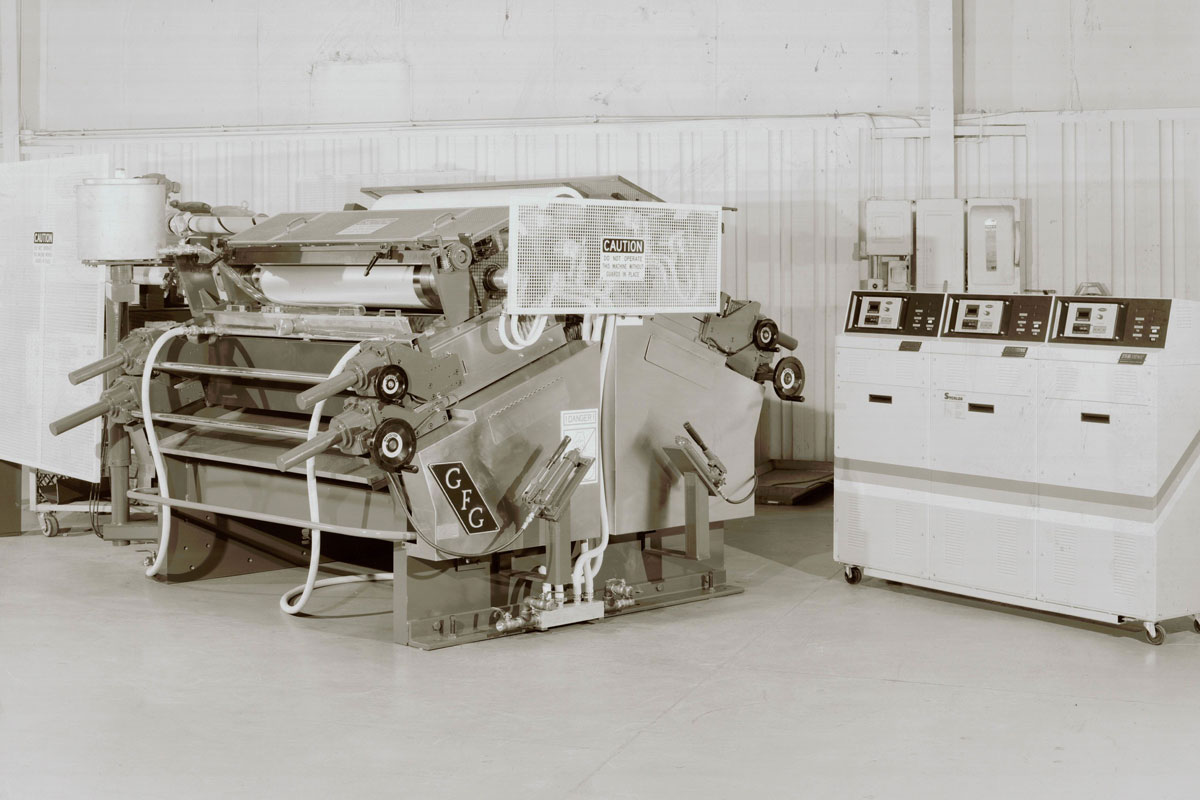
xmin=835 ymin=292 xmax=945 ymax=577
xmin=835 ymin=291 xmax=1200 ymax=644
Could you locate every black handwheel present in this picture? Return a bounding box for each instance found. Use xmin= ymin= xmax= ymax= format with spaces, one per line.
xmin=1193 ymin=618 xmax=1200 ymax=634
xmin=374 ymin=365 xmax=409 ymax=404
xmin=1144 ymin=623 xmax=1166 ymax=646
xmin=773 ymin=356 xmax=806 ymax=402
xmin=370 ymin=418 xmax=417 ymax=472
xmin=753 ymin=319 xmax=779 ymax=351
xmin=844 ymin=565 xmax=863 ymax=585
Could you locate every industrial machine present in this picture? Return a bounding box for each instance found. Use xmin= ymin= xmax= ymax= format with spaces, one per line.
xmin=835 ymin=289 xmax=1200 ymax=644
xmin=50 ymin=174 xmax=804 ymax=649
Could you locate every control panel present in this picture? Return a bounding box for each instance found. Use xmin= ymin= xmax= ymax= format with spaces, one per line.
xmin=940 ymin=294 xmax=1053 ymax=342
xmin=844 ymin=292 xmax=945 ymax=336
xmin=1049 ymin=297 xmax=1172 ymax=348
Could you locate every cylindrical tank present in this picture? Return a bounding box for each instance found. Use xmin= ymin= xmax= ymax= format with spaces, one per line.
xmin=76 ymin=177 xmax=166 ymax=262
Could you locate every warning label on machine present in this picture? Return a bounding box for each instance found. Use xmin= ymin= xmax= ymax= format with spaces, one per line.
xmin=599 ymin=237 xmax=646 ymax=281
xmin=33 ymin=232 xmax=53 ymax=268
xmin=561 ymin=408 xmax=599 ymax=484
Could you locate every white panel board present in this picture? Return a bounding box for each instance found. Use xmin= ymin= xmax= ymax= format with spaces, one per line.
xmin=0 ymin=155 xmax=109 ymax=482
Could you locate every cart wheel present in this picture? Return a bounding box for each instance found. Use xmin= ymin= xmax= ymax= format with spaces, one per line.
xmin=844 ymin=565 xmax=863 ymax=585
xmin=1143 ymin=622 xmax=1166 ymax=646
xmin=39 ymin=512 xmax=60 ymax=537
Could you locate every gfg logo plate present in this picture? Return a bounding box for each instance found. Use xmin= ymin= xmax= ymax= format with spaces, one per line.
xmin=428 ymin=462 xmax=500 ymax=535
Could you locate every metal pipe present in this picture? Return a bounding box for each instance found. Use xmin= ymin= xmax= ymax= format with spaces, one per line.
xmin=129 ymin=411 xmax=312 ymax=441
xmin=48 ymin=400 xmax=110 ymax=436
xmin=126 ymin=490 xmax=414 ymax=543
xmin=154 ymin=362 xmax=327 ymax=384
xmin=295 ymin=370 xmax=359 ymax=411
xmin=275 ymin=427 xmax=344 ymax=472
xmin=68 ymin=351 xmax=126 ymax=385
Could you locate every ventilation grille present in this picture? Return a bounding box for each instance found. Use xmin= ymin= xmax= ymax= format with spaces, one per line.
xmin=942 ymin=511 xmax=966 ymax=567
xmin=894 ymin=503 xmax=915 ymax=559
xmin=506 ymin=199 xmax=722 ymax=315
xmin=1052 ymin=527 xmax=1079 ymax=586
xmin=994 ymin=518 xmax=1019 ymax=576
xmin=1111 ymin=535 xmax=1139 ymax=597
xmin=844 ymin=495 xmax=866 ymax=555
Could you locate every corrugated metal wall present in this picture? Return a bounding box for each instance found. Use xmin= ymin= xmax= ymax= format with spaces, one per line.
xmin=29 ymin=119 xmax=871 ymax=463
xmin=874 ymin=115 xmax=1200 ymax=298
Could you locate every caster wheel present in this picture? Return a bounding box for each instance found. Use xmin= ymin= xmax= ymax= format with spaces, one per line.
xmin=1193 ymin=618 xmax=1200 ymax=635
xmin=1144 ymin=622 xmax=1166 ymax=646
xmin=39 ymin=512 xmax=60 ymax=537
xmin=844 ymin=565 xmax=863 ymax=585
xmin=143 ymin=554 xmax=155 ymax=568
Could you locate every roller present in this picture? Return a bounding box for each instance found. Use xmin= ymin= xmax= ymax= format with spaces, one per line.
xmin=255 ymin=265 xmax=440 ymax=309
xmin=370 ymin=185 xmax=582 ymax=211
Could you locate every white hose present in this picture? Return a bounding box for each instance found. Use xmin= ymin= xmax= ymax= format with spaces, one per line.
xmin=571 ymin=313 xmax=616 ymax=601
xmin=497 ymin=312 xmax=548 ymax=351
xmin=281 ymin=340 xmax=392 ymax=615
xmin=144 ymin=325 xmax=213 ymax=578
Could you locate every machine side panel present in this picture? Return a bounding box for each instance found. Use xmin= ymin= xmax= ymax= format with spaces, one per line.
xmin=834 ymin=471 xmax=928 ymax=577
xmin=612 ymin=320 xmax=761 ymax=533
xmin=929 ymin=354 xmax=1037 ymax=482
xmin=1034 ymin=512 xmax=1156 ymax=620
xmin=406 ymin=345 xmax=604 ymax=560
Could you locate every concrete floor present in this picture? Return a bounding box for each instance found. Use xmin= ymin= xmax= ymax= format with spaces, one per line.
xmin=2 ymin=494 xmax=1199 ymax=799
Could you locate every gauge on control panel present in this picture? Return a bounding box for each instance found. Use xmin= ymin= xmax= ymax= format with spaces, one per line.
xmin=951 ymin=299 xmax=1004 ymax=334
xmin=855 ymin=295 xmax=902 ymax=329
xmin=1062 ymin=302 xmax=1119 ymax=339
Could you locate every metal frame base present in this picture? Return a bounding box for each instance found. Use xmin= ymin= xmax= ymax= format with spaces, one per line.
xmin=398 ymin=527 xmax=740 ymax=649
xmin=858 ymin=566 xmax=1125 ymax=625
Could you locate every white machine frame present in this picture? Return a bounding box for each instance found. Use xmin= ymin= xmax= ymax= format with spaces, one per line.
xmin=835 ymin=290 xmax=1200 ymax=645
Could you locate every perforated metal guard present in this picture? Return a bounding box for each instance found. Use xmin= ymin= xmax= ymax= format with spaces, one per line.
xmin=507 ymin=199 xmax=722 ymax=315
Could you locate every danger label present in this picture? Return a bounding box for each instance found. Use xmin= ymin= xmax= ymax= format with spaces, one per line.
xmin=600 ymin=237 xmax=645 ymax=282
xmin=560 ymin=409 xmax=599 ymax=485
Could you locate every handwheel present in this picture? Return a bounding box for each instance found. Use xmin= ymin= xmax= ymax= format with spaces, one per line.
xmin=772 ymin=357 xmax=806 ymax=402
xmin=369 ymin=418 xmax=418 ymax=472
xmin=1193 ymin=618 xmax=1200 ymax=635
xmin=844 ymin=565 xmax=863 ymax=585
xmin=753 ymin=319 xmax=779 ymax=351
xmin=39 ymin=512 xmax=60 ymax=537
xmin=1144 ymin=622 xmax=1166 ymax=646
xmin=373 ymin=365 xmax=409 ymax=404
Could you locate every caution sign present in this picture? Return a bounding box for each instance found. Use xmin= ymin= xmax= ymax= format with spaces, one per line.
xmin=33 ymin=231 xmax=53 ymax=268
xmin=599 ymin=237 xmax=645 ymax=281
xmin=428 ymin=462 xmax=501 ymax=535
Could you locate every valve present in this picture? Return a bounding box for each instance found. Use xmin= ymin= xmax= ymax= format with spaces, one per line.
xmin=604 ymin=578 xmax=639 ymax=611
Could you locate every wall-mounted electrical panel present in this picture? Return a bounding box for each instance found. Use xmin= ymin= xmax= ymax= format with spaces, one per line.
xmin=860 ymin=197 xmax=1024 ymax=296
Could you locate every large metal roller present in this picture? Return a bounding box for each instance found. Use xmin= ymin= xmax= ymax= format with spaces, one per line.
xmin=255 ymin=265 xmax=441 ymax=310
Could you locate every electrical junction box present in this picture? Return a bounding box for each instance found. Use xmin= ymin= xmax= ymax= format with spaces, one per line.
xmin=863 ymin=199 xmax=914 ymax=256
xmin=967 ymin=199 xmax=1021 ymax=293
xmin=915 ymin=199 xmax=965 ymax=294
